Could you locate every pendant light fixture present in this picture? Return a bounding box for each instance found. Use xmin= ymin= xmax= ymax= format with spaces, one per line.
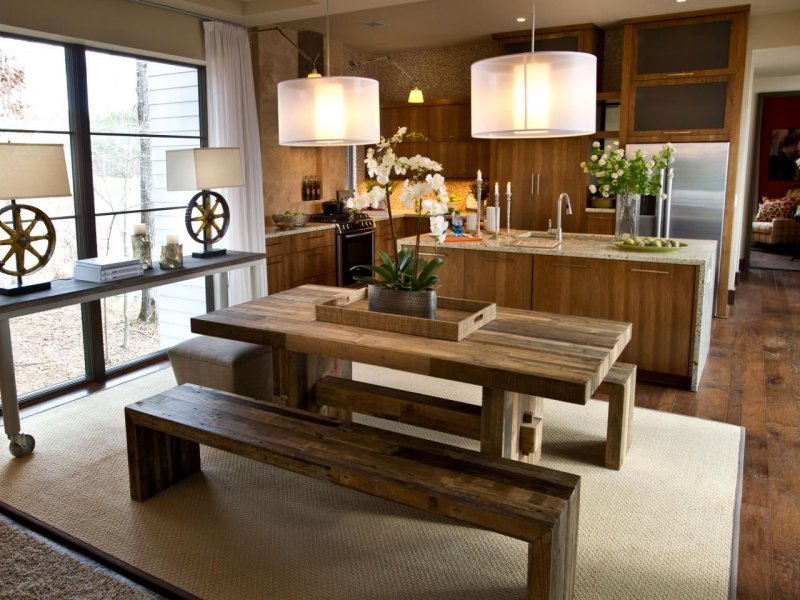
xmin=277 ymin=0 xmax=380 ymax=146
xmin=470 ymin=0 xmax=596 ymax=138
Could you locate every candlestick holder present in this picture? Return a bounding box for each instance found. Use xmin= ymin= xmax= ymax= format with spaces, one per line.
xmin=130 ymin=233 xmax=153 ymax=270
xmin=506 ymin=191 xmax=512 ymax=237
xmin=493 ymin=190 xmax=501 ymax=239
xmin=159 ymin=244 xmax=183 ymax=270
xmin=475 ymin=180 xmax=483 ymax=237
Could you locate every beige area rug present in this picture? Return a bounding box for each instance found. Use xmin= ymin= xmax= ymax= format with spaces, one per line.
xmin=0 ymin=366 xmax=742 ymax=600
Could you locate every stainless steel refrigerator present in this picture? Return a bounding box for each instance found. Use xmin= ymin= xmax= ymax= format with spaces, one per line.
xmin=627 ymin=141 xmax=728 ymax=301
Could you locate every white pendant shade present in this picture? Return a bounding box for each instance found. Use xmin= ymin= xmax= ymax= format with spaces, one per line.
xmin=278 ymin=76 xmax=380 ymax=146
xmin=165 ymin=147 xmax=244 ymax=191
xmin=471 ymin=51 xmax=597 ymax=138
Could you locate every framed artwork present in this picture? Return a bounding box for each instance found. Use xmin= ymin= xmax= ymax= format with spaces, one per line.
xmin=768 ymin=128 xmax=800 ymax=180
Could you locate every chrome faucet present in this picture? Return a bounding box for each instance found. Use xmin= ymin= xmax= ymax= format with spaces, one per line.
xmin=555 ymin=193 xmax=573 ymax=242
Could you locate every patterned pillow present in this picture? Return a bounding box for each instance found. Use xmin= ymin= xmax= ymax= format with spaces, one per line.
xmin=786 ymin=187 xmax=800 ymax=199
xmin=755 ymin=196 xmax=798 ymax=221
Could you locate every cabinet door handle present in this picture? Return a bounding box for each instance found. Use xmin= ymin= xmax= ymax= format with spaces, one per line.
xmin=662 ymin=130 xmax=692 ymax=135
xmin=418 ymin=252 xmax=445 ymax=258
xmin=308 ymin=233 xmax=325 ymax=239
xmin=665 ymin=72 xmax=695 ymax=77
xmin=308 ymin=251 xmax=324 ymax=258
xmin=478 ymin=255 xmax=505 ymax=262
xmin=536 ymin=173 xmax=541 ymax=195
xmin=552 ymin=263 xmax=587 ymax=269
xmin=630 ymin=268 xmax=670 ymax=275
xmin=531 ymin=173 xmax=535 ymax=195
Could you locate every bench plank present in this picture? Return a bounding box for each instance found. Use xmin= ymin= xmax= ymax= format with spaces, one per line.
xmin=125 ymin=384 xmax=580 ymax=600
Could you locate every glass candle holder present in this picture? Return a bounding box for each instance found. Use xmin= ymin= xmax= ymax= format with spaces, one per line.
xmin=130 ymin=233 xmax=153 ymax=270
xmin=159 ymin=244 xmax=183 ymax=270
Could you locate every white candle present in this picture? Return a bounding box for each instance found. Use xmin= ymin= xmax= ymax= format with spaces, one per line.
xmin=166 ymin=234 xmax=179 ymax=245
xmin=507 ymin=182 xmax=511 ymax=194
xmin=477 ymin=170 xmax=482 ymax=182
xmin=133 ymin=223 xmax=146 ymax=235
xmin=495 ymin=182 xmax=499 ymax=195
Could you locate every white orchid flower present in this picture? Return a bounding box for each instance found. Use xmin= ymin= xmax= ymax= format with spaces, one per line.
xmin=589 ymin=184 xmax=597 ymax=194
xmin=592 ymin=141 xmax=601 ymax=148
xmin=429 ymin=215 xmax=448 ymax=243
xmin=345 ymin=198 xmax=355 ymax=209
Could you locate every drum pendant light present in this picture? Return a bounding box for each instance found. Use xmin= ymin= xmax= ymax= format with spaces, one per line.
xmin=278 ymin=0 xmax=380 ymax=146
xmin=470 ymin=0 xmax=596 ymax=138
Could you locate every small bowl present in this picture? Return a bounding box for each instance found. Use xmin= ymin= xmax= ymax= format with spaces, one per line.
xmin=291 ymin=213 xmax=309 ymax=227
xmin=272 ymin=214 xmax=295 ymax=229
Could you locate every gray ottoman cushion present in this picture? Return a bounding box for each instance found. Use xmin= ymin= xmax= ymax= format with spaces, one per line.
xmin=168 ymin=336 xmax=272 ymax=401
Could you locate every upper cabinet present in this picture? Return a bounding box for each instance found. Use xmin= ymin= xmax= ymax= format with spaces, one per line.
xmin=492 ymin=24 xmax=604 ymax=90
xmin=379 ymin=99 xmax=490 ymax=179
xmin=620 ymin=7 xmax=748 ymax=143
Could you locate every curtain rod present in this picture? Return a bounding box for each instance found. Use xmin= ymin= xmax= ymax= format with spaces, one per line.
xmin=128 ymin=0 xmax=243 ymax=27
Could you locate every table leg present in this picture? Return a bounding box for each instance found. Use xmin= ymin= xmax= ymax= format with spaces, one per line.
xmin=481 ymin=388 xmax=542 ymax=463
xmin=278 ymin=350 xmax=352 ymax=420
xmin=0 ymin=319 xmax=35 ymax=458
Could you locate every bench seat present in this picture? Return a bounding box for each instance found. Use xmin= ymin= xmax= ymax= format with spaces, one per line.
xmin=125 ymin=384 xmax=581 ymax=600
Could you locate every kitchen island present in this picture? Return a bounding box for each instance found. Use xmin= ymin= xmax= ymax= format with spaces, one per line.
xmin=400 ymin=232 xmax=716 ymax=390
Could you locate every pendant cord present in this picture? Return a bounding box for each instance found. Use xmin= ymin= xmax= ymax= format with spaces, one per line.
xmin=531 ymin=0 xmax=535 ymax=53
xmin=326 ymin=0 xmax=331 ymax=76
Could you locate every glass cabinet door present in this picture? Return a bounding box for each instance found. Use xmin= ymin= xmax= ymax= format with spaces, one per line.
xmin=635 ymin=20 xmax=732 ymax=76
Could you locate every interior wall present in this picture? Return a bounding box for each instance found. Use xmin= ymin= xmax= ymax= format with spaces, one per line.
xmin=254 ymin=28 xmax=347 ymax=222
xmin=0 ymin=0 xmax=204 ymax=61
xmin=757 ymin=95 xmax=800 ymax=202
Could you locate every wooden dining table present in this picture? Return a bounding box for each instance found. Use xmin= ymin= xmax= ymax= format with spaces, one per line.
xmin=190 ymin=284 xmax=633 ymax=464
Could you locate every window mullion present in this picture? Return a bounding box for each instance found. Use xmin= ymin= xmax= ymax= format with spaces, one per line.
xmin=65 ymin=44 xmax=106 ymax=383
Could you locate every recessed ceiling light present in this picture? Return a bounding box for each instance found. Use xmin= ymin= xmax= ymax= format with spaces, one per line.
xmin=516 ymin=17 xmax=526 ymax=22
xmin=676 ymin=0 xmax=686 ymax=3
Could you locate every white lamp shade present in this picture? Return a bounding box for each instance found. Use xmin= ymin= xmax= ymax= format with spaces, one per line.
xmin=277 ymin=76 xmax=380 ymax=146
xmin=471 ymin=52 xmax=597 ymax=138
xmin=0 ymin=143 xmax=71 ymax=200
xmin=165 ymin=147 xmax=244 ymax=191
xmin=408 ymin=87 xmax=424 ymax=104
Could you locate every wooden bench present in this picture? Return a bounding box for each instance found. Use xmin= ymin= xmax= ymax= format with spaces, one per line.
xmin=312 ymin=361 xmax=637 ymax=471
xmin=125 ymin=384 xmax=581 ymax=600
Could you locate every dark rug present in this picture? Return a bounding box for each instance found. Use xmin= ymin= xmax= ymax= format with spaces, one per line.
xmin=749 ymin=247 xmax=800 ymax=272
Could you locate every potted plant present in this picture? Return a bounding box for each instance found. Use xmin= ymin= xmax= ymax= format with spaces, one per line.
xmin=581 ymin=141 xmax=675 ymax=241
xmin=348 ymin=127 xmax=450 ymax=318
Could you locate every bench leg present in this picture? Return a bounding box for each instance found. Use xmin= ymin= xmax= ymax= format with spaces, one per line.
xmin=526 ymin=485 xmax=579 ymax=600
xmin=481 ymin=389 xmax=542 ymax=463
xmin=125 ymin=412 xmax=201 ymax=502
xmin=604 ymin=368 xmax=636 ymax=470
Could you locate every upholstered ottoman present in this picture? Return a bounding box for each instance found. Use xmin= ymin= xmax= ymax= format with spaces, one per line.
xmin=168 ymin=336 xmax=272 ymax=401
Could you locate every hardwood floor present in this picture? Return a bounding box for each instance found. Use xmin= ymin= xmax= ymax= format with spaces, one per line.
xmin=636 ymin=267 xmax=800 ymax=600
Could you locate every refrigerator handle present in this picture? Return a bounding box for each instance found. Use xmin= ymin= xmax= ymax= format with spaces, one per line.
xmin=655 ymin=169 xmax=665 ymax=237
xmin=663 ymin=167 xmax=674 ymax=238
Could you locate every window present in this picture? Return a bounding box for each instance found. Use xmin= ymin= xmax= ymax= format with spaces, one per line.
xmin=0 ymin=34 xmax=206 ymax=400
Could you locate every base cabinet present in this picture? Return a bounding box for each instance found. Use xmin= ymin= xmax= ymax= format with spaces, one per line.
xmin=404 ymin=245 xmax=465 ymax=299
xmin=464 ymin=251 xmax=532 ymax=309
xmin=266 ymin=229 xmax=336 ymax=294
xmin=533 ymin=254 xmax=698 ymax=382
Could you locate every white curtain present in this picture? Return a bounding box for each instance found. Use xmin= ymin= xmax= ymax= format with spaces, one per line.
xmin=204 ymin=21 xmax=267 ymax=304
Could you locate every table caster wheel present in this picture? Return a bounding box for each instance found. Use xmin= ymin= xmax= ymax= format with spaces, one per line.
xmin=9 ymin=433 xmax=35 ymax=458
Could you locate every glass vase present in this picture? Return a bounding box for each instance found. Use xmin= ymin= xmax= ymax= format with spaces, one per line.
xmin=614 ymin=191 xmax=641 ymax=241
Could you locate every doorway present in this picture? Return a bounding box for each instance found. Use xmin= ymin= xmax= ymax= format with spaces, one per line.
xmin=745 ymin=92 xmax=800 ymax=272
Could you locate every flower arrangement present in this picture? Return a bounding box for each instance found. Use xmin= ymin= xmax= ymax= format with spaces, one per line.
xmin=348 ymin=127 xmax=450 ymax=291
xmin=581 ymin=141 xmax=676 ymax=199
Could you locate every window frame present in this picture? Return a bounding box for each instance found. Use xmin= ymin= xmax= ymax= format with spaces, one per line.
xmin=0 ymin=31 xmax=209 ymax=405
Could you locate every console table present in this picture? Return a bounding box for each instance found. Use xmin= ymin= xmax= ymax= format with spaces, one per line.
xmin=0 ymin=251 xmax=265 ymax=457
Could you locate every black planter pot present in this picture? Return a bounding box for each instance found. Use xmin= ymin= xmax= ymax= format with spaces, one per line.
xmin=367 ymin=284 xmax=437 ymax=319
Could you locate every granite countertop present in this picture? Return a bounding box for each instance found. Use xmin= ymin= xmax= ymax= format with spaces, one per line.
xmin=400 ymin=230 xmax=717 ymax=268
xmin=264 ymin=223 xmax=335 ymax=238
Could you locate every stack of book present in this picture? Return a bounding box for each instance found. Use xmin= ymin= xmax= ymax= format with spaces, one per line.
xmin=73 ymin=256 xmax=143 ymax=283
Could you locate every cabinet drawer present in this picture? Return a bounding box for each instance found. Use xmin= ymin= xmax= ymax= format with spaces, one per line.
xmin=414 ymin=246 xmax=464 ymax=299
xmin=532 ymin=255 xmax=611 ymax=319
xmin=291 ymin=228 xmax=335 ymax=253
xmin=463 ymin=251 xmax=532 ymax=309
xmin=292 ymin=246 xmax=335 ymax=283
xmin=266 ymin=235 xmax=292 ymax=257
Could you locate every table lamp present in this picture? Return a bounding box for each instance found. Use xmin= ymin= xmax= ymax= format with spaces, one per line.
xmin=0 ymin=143 xmax=71 ymax=296
xmin=165 ymin=147 xmax=244 ymax=258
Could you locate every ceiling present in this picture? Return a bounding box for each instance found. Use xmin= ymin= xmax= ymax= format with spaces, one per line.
xmin=145 ymin=0 xmax=800 ymax=53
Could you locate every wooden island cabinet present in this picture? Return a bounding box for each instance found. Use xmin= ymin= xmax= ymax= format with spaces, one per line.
xmin=403 ymin=234 xmax=716 ymax=390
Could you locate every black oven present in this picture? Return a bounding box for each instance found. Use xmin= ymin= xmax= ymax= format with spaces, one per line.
xmin=308 ymin=213 xmax=375 ymax=287
xmin=337 ymin=228 xmax=374 ymax=287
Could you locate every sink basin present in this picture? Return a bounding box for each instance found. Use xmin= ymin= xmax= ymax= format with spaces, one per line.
xmin=511 ymin=230 xmax=555 ymax=239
